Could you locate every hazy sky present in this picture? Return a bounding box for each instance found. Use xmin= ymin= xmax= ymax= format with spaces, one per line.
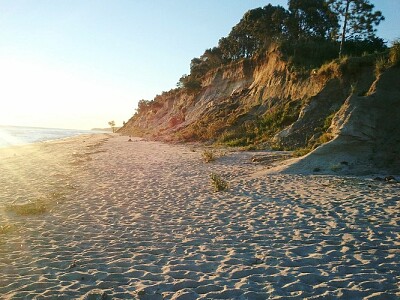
xmin=0 ymin=0 xmax=398 ymax=130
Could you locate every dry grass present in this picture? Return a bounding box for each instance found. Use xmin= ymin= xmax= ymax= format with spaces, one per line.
xmin=5 ymin=200 xmax=48 ymax=216
xmin=375 ymin=56 xmax=388 ymax=77
xmin=389 ymin=40 xmax=400 ymax=66
xmin=292 ymin=147 xmax=312 ymax=157
xmin=202 ymin=150 xmax=216 ymax=163
xmin=316 ymin=59 xmax=342 ymax=79
xmin=0 ymin=223 xmax=16 ymax=234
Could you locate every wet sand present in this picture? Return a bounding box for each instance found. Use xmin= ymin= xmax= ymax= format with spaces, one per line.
xmin=0 ymin=134 xmax=399 ymax=299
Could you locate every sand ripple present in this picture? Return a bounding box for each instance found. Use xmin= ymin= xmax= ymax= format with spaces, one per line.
xmin=0 ymin=135 xmax=399 ymax=299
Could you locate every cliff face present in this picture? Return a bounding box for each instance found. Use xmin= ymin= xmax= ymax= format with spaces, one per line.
xmin=277 ymin=66 xmax=400 ymax=174
xmin=119 ymin=49 xmax=399 ymax=173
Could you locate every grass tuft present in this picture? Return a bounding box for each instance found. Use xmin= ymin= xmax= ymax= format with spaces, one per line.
xmin=0 ymin=224 xmax=16 ymax=234
xmin=292 ymin=147 xmax=312 ymax=157
xmin=202 ymin=150 xmax=216 ymax=163
xmin=210 ymin=173 xmax=229 ymax=192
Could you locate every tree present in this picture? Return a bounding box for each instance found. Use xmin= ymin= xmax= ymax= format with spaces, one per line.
xmin=329 ymin=0 xmax=385 ymax=57
xmin=287 ymin=0 xmax=338 ymax=40
xmin=177 ymin=74 xmax=201 ymax=91
xmin=108 ymin=120 xmax=116 ymax=133
xmin=218 ymin=5 xmax=288 ymax=60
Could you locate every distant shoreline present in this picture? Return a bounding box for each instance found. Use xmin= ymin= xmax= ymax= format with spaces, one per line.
xmin=0 ymin=125 xmax=100 ymax=148
xmin=91 ymin=127 xmax=120 ymax=132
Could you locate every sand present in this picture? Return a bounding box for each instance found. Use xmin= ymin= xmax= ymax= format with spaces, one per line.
xmin=0 ymin=134 xmax=399 ymax=299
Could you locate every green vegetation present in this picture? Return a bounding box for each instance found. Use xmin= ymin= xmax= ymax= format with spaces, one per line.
xmin=214 ymin=101 xmax=300 ymax=148
xmin=323 ymin=113 xmax=335 ymax=131
xmin=375 ymin=40 xmax=400 ymax=76
xmin=293 ymin=147 xmax=313 ymax=157
xmin=126 ymin=0 xmax=390 ymax=152
xmin=260 ymin=104 xmax=300 ymax=135
xmin=108 ymin=120 xmax=116 ymax=133
xmin=331 ymin=0 xmax=385 ymax=57
xmin=181 ymin=0 xmax=385 ymax=79
xmin=210 ymin=173 xmax=229 ymax=192
xmin=389 ymin=40 xmax=400 ymax=66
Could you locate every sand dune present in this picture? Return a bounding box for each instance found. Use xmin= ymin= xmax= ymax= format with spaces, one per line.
xmin=0 ymin=135 xmax=399 ymax=299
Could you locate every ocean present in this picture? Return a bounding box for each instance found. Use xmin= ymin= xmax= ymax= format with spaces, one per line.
xmin=0 ymin=125 xmax=98 ymax=148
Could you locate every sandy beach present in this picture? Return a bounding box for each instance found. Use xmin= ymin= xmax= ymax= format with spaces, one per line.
xmin=0 ymin=134 xmax=399 ymax=299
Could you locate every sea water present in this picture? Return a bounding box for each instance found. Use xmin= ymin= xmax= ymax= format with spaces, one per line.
xmin=0 ymin=125 xmax=97 ymax=148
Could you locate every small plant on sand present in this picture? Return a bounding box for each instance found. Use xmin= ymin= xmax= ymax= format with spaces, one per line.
xmin=202 ymin=150 xmax=216 ymax=163
xmin=6 ymin=200 xmax=48 ymax=216
xmin=210 ymin=173 xmax=229 ymax=192
xmin=0 ymin=223 xmax=15 ymax=234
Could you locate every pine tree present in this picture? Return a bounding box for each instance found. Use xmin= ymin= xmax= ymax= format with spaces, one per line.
xmin=329 ymin=0 xmax=385 ymax=57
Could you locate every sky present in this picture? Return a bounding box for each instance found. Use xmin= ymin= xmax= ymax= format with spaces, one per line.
xmin=0 ymin=0 xmax=399 ymax=130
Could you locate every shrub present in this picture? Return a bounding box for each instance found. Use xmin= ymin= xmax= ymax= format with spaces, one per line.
xmin=281 ymin=39 xmax=339 ymax=69
xmin=217 ymin=123 xmax=258 ymax=147
xmin=318 ymin=132 xmax=332 ymax=144
xmin=210 ymin=173 xmax=229 ymax=192
xmin=293 ymin=147 xmax=312 ymax=157
xmin=316 ymin=60 xmax=341 ymax=78
xmin=259 ymin=102 xmax=300 ymax=137
xmin=323 ymin=113 xmax=335 ymax=131
xmin=224 ymin=137 xmax=249 ymax=147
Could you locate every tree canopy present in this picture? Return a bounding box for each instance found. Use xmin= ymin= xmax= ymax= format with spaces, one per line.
xmin=328 ymin=0 xmax=385 ymax=56
xmin=180 ymin=0 xmax=385 ymax=86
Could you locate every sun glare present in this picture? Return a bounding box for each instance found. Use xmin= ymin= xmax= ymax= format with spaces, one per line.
xmin=0 ymin=55 xmax=132 ymax=129
xmin=0 ymin=128 xmax=22 ymax=148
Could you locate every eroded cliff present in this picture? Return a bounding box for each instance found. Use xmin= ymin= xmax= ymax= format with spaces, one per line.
xmin=119 ymin=47 xmax=400 ymax=173
xmin=122 ymin=49 xmax=378 ymax=143
xmin=281 ymin=66 xmax=400 ymax=174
